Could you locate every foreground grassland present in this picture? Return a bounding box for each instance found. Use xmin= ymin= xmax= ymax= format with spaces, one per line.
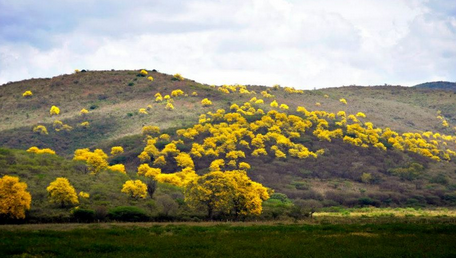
xmin=1 ymin=219 xmax=456 ymax=258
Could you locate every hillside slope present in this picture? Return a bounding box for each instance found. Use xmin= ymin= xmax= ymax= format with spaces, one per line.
xmin=1 ymin=70 xmax=456 ymax=221
xmin=1 ymin=71 xmax=455 ymax=156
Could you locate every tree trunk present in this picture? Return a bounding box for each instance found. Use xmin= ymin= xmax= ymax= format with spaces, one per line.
xmin=207 ymin=206 xmax=213 ymax=220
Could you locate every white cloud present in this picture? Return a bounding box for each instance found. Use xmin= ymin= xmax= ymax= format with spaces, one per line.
xmin=0 ymin=0 xmax=455 ymax=88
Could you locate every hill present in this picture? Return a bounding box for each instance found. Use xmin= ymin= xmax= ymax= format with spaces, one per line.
xmin=1 ymin=70 xmax=456 ymax=221
xmin=414 ymin=81 xmax=456 ymax=91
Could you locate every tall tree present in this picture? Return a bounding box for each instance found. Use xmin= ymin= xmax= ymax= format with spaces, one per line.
xmin=0 ymin=175 xmax=32 ymax=219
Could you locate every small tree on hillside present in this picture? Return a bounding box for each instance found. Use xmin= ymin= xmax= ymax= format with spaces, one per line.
xmin=121 ymin=180 xmax=148 ymax=199
xmin=46 ymin=178 xmax=79 ymax=207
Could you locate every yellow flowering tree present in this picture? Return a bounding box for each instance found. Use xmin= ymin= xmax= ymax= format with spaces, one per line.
xmin=184 ymin=171 xmax=270 ymax=218
xmin=50 ymin=105 xmax=60 ymax=116
xmin=121 ymin=180 xmax=147 ymax=199
xmin=184 ymin=171 xmax=235 ymax=218
xmin=201 ymin=98 xmax=213 ymax=107
xmin=73 ymin=148 xmax=109 ymax=174
xmin=111 ymin=146 xmax=124 ymax=155
xmin=165 ymin=102 xmax=175 ymax=110
xmin=27 ymin=146 xmax=56 ymax=155
xmin=137 ymin=164 xmax=161 ymax=178
xmin=173 ymin=73 xmax=184 ymax=81
xmin=80 ymin=108 xmax=89 ymax=115
xmin=225 ymin=170 xmax=270 ymax=217
xmin=33 ymin=125 xmax=48 ymax=135
xmin=171 ymin=89 xmax=184 ymax=97
xmin=22 ymin=91 xmax=33 ymax=98
xmin=142 ymin=125 xmax=160 ymax=136
xmin=79 ymin=121 xmax=90 ymax=128
xmin=46 ymin=178 xmax=79 ymax=207
xmin=155 ymin=93 xmax=163 ymax=102
xmin=108 ymin=164 xmax=126 ymax=174
xmin=279 ymin=104 xmax=289 ymax=110
xmin=0 ymin=175 xmax=32 ymax=219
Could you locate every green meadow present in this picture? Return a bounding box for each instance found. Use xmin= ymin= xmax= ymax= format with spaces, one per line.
xmin=1 ymin=218 xmax=456 ymax=258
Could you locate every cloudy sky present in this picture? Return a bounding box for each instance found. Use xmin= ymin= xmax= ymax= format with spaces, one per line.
xmin=0 ymin=0 xmax=455 ymax=89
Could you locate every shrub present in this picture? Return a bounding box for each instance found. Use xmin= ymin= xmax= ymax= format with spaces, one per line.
xmin=94 ymin=206 xmax=108 ymax=221
xmin=287 ymin=199 xmax=321 ymax=220
xmin=269 ymin=193 xmax=292 ymax=204
xmin=358 ymin=197 xmax=377 ymax=207
xmin=108 ymin=206 xmax=149 ymax=222
xmin=73 ymin=208 xmax=95 ymax=222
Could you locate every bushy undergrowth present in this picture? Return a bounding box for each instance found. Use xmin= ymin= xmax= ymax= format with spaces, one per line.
xmin=2 ymin=146 xmax=456 ymax=223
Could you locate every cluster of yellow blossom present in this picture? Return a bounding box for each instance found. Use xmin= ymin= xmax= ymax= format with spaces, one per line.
xmin=78 ymin=191 xmax=90 ymax=198
xmin=201 ymin=98 xmax=213 ymax=107
xmin=171 ymin=90 xmax=184 ymax=97
xmin=142 ymin=125 xmax=160 ymax=135
xmin=261 ymin=91 xmax=274 ymax=98
xmin=53 ymin=120 xmax=73 ymax=132
xmin=173 ymin=73 xmax=184 ymax=81
xmin=22 ymin=91 xmax=33 ymax=98
xmin=79 ymin=121 xmax=90 ymax=128
xmin=437 ymin=112 xmax=450 ymax=128
xmin=111 ymin=146 xmax=124 ymax=155
xmin=27 ymin=146 xmax=56 ymax=155
xmin=121 ymin=180 xmax=147 ymax=199
xmin=33 ymin=125 xmax=48 ymax=135
xmin=73 ymin=148 xmax=109 ymax=174
xmin=216 ymin=84 xmax=256 ymax=95
xmin=165 ymin=102 xmax=174 ymax=110
xmin=108 ymin=164 xmax=126 ymax=174
xmin=50 ymin=106 xmax=60 ymax=116
xmin=284 ymin=87 xmax=304 ymax=94
xmin=139 ymin=108 xmax=148 ymax=115
xmin=135 ymin=106 xmax=326 ymax=189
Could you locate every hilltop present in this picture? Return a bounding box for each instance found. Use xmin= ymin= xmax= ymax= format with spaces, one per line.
xmin=415 ymin=81 xmax=456 ymax=91
xmin=1 ymin=70 xmax=456 ymax=221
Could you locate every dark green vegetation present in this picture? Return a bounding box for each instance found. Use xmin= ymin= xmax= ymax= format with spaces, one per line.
xmin=415 ymin=81 xmax=456 ymax=91
xmin=2 ymin=71 xmax=456 ymax=221
xmin=1 ymin=220 xmax=456 ymax=257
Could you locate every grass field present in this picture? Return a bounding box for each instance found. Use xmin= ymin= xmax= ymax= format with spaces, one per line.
xmin=2 ymin=219 xmax=456 ymax=257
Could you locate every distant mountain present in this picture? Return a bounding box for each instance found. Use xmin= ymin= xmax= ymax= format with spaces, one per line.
xmin=414 ymin=81 xmax=456 ymax=91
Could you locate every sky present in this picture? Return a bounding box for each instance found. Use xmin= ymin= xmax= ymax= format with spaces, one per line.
xmin=0 ymin=0 xmax=455 ymax=89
